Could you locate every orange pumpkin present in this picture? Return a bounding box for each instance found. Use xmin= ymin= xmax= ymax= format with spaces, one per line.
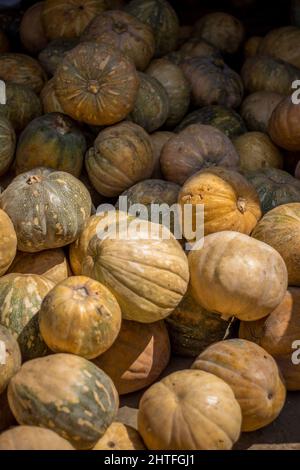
xmin=0 ymin=426 xmax=74 ymax=450
xmin=0 ymin=209 xmax=17 ymax=277
xmin=258 ymin=26 xmax=300 ymax=68
xmin=41 ymin=79 xmax=64 ymax=114
xmin=20 ymin=2 xmax=48 ymax=54
xmin=268 ymin=96 xmax=300 ymax=151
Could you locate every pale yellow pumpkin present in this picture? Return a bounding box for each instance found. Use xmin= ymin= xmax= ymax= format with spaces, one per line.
xmin=0 ymin=209 xmax=17 ymax=278
xmin=93 ymin=423 xmax=145 ymax=450
xmin=233 ymin=132 xmax=283 ymax=172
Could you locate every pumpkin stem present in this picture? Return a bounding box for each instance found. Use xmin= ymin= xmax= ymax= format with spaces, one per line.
xmin=237 ymin=197 xmax=247 ymax=213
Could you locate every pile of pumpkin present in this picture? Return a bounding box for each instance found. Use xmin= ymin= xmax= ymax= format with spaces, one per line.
xmin=1 ymin=0 xmax=300 ymax=451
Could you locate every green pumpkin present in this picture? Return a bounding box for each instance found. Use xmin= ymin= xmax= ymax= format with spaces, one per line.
xmin=8 ymin=353 xmax=119 ymax=449
xmin=0 ymin=325 xmax=21 ymax=394
xmin=38 ymin=38 xmax=79 ymax=76
xmin=0 ymin=116 xmax=15 ymax=177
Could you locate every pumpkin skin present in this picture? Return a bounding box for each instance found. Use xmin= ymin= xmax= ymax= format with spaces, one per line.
xmin=138 ymin=369 xmax=242 ymax=450
xmin=0 ymin=116 xmax=15 ymax=177
xmin=240 ymin=91 xmax=284 ymax=133
xmin=192 ymin=339 xmax=286 ymax=432
xmin=189 ymin=231 xmax=288 ymax=321
xmin=41 ymin=79 xmax=64 ymax=113
xmin=42 ymin=0 xmax=108 ymax=40
xmin=54 ymin=43 xmax=140 ymax=126
xmin=94 ymin=423 xmax=145 ymax=450
xmin=0 ymin=54 xmax=47 ymax=94
xmin=0 ymin=209 xmax=17 ymax=277
xmin=233 ymin=132 xmax=283 ymax=172
xmin=125 ymin=0 xmax=179 ymax=57
xmin=39 ymin=276 xmax=121 ymax=359
xmin=268 ymin=96 xmax=300 ymax=151
xmin=178 ymin=167 xmax=261 ymax=240
xmin=146 ymin=58 xmax=190 ymax=127
xmin=0 ymin=426 xmax=74 ymax=450
xmin=85 ymin=122 xmax=154 ymax=197
xmin=244 ymin=36 xmax=262 ymax=58
xmin=150 ymin=131 xmax=173 ymax=178
xmin=20 ymin=2 xmax=48 ymax=54
xmin=8 ymin=353 xmax=119 ymax=449
xmin=82 ymin=10 xmax=155 ymax=71
xmin=94 ymin=320 xmax=170 ymax=395
xmin=258 ymin=26 xmax=300 ymax=69
xmin=0 ymin=168 xmax=92 ymax=253
xmin=180 ymin=56 xmax=244 ymax=108
xmin=15 ymin=113 xmax=87 ymax=177
xmin=161 ymin=125 xmax=240 ymax=185
xmin=179 ymin=37 xmax=220 ymax=61
xmin=38 ymin=38 xmax=78 ymax=75
xmin=0 ymin=326 xmax=21 ymax=394
xmin=0 ymin=29 xmax=9 ymax=53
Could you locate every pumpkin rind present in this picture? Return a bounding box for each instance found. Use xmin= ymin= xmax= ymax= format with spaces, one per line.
xmin=0 ymin=116 xmax=15 ymax=177
xmin=0 ymin=325 xmax=21 ymax=394
xmin=93 ymin=423 xmax=145 ymax=450
xmin=38 ymin=38 xmax=78 ymax=75
xmin=0 ymin=54 xmax=47 ymax=94
xmin=0 ymin=209 xmax=17 ymax=277
xmin=244 ymin=36 xmax=262 ymax=58
xmin=233 ymin=132 xmax=283 ymax=172
xmin=179 ymin=37 xmax=220 ymax=61
xmin=150 ymin=131 xmax=173 ymax=178
xmin=0 ymin=426 xmax=74 ymax=450
xmin=20 ymin=2 xmax=48 ymax=54
xmin=41 ymin=79 xmax=64 ymax=113
xmin=258 ymin=26 xmax=300 ymax=69
xmin=241 ymin=91 xmax=284 ymax=134
xmin=268 ymin=96 xmax=300 ymax=151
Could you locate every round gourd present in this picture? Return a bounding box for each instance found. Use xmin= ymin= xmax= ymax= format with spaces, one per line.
xmin=0 ymin=168 xmax=92 ymax=253
xmin=258 ymin=26 xmax=300 ymax=68
xmin=150 ymin=131 xmax=173 ymax=178
xmin=233 ymin=132 xmax=283 ymax=172
xmin=0 ymin=326 xmax=21 ymax=394
xmin=128 ymin=72 xmax=170 ymax=132
xmin=39 ymin=276 xmax=121 ymax=359
xmin=8 ymin=353 xmax=119 ymax=449
xmin=93 ymin=320 xmax=170 ymax=395
xmin=20 ymin=2 xmax=48 ymax=54
xmin=0 ymin=54 xmax=47 ymax=94
xmin=0 ymin=426 xmax=74 ymax=450
xmin=93 ymin=423 xmax=145 ymax=450
xmin=189 ymin=231 xmax=288 ymax=321
xmin=0 ymin=29 xmax=9 ymax=53
xmin=178 ymin=167 xmax=261 ymax=239
xmin=138 ymin=369 xmax=242 ymax=450
xmin=38 ymin=38 xmax=78 ymax=75
xmin=268 ymin=96 xmax=300 ymax=151
xmin=15 ymin=113 xmax=87 ymax=177
xmin=0 ymin=116 xmax=15 ymax=177
xmin=192 ymin=339 xmax=286 ymax=432
xmin=41 ymin=79 xmax=64 ymax=113
xmin=179 ymin=37 xmax=220 ymax=61
xmin=54 ymin=42 xmax=139 ymax=126
xmin=244 ymin=36 xmax=262 ymax=58
xmin=252 ymin=203 xmax=300 ymax=286
xmin=82 ymin=10 xmax=155 ymax=71
xmin=161 ymin=125 xmax=240 ymax=185
xmin=0 ymin=209 xmax=17 ymax=277
xmin=125 ymin=0 xmax=179 ymax=57
xmin=241 ymin=91 xmax=284 ymax=133
xmin=146 ymin=58 xmax=190 ymax=127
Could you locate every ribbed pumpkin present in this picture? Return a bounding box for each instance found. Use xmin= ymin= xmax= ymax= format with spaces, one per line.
xmin=54 ymin=42 xmax=139 ymax=126
xmin=69 ymin=215 xmax=102 ymax=276
xmin=82 ymin=10 xmax=155 ymax=71
xmin=241 ymin=91 xmax=284 ymax=133
xmin=0 ymin=426 xmax=74 ymax=450
xmin=39 ymin=276 xmax=121 ymax=359
xmin=150 ymin=131 xmax=173 ymax=178
xmin=129 ymin=72 xmax=170 ymax=133
xmin=0 ymin=273 xmax=54 ymax=360
xmin=161 ymin=125 xmax=240 ymax=185
xmin=0 ymin=29 xmax=9 ymax=53
xmin=252 ymin=203 xmax=300 ymax=286
xmin=244 ymin=36 xmax=262 ymax=58
xmin=0 ymin=209 xmax=17 ymax=277
xmin=138 ymin=369 xmax=242 ymax=450
xmin=15 ymin=113 xmax=87 ymax=177
xmin=189 ymin=231 xmax=288 ymax=321
xmin=180 ymin=56 xmax=244 ymax=108
xmin=38 ymin=38 xmax=78 ymax=75
xmin=0 ymin=54 xmax=46 ymax=94
xmin=233 ymin=132 xmax=283 ymax=172
xmin=94 ymin=423 xmax=145 ymax=450
xmin=0 ymin=326 xmax=21 ymax=394
xmin=178 ymin=167 xmax=261 ymax=239
xmin=42 ymin=0 xmax=108 ymax=40
xmin=146 ymin=58 xmax=190 ymax=127
xmin=258 ymin=26 xmax=300 ymax=68
xmin=41 ymin=79 xmax=64 ymax=113
xmin=125 ymin=0 xmax=179 ymax=57
xmin=20 ymin=2 xmax=48 ymax=54
xmin=192 ymin=339 xmax=286 ymax=432
xmin=0 ymin=391 xmax=16 ymax=433
xmin=179 ymin=37 xmax=220 ymax=61
xmin=8 ymin=354 xmax=119 ymax=449
xmin=0 ymin=168 xmax=91 ymax=253
xmin=94 ymin=320 xmax=170 ymax=395
xmin=0 ymin=116 xmax=15 ymax=177
xmin=85 ymin=122 xmax=153 ymax=197
xmin=268 ymin=96 xmax=300 ymax=151
xmin=175 ymin=105 xmax=246 ymax=138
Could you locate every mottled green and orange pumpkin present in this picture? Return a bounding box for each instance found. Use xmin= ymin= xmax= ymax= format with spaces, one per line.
xmin=38 ymin=38 xmax=78 ymax=75
xmin=40 ymin=79 xmax=64 ymax=114
xmin=268 ymin=96 xmax=300 ymax=151
xmin=0 ymin=209 xmax=17 ymax=278
xmin=20 ymin=2 xmax=48 ymax=54
xmin=258 ymin=26 xmax=300 ymax=69
xmin=0 ymin=116 xmax=15 ymax=177
xmin=0 ymin=426 xmax=74 ymax=450
xmin=240 ymin=91 xmax=284 ymax=134
xmin=150 ymin=131 xmax=174 ymax=178
xmin=93 ymin=423 xmax=145 ymax=450
xmin=0 ymin=325 xmax=21 ymax=394
xmin=233 ymin=132 xmax=283 ymax=172
xmin=0 ymin=54 xmax=47 ymax=94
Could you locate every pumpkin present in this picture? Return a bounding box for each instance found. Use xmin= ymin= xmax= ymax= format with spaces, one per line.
xmin=240 ymin=91 xmax=284 ymax=133
xmin=85 ymin=122 xmax=154 ymax=197
xmin=93 ymin=320 xmax=170 ymax=395
xmin=0 ymin=168 xmax=92 ymax=253
xmin=192 ymin=339 xmax=286 ymax=432
xmin=175 ymin=105 xmax=247 ymax=138
xmin=179 ymin=37 xmax=221 ymax=61
xmin=244 ymin=36 xmax=262 ymax=58
xmin=81 ymin=10 xmax=155 ymax=71
xmin=245 ymin=168 xmax=300 ymax=214
xmin=42 ymin=0 xmax=108 ymax=40
xmin=41 ymin=79 xmax=64 ymax=113
xmin=252 ymin=203 xmax=300 ymax=286
xmin=233 ymin=132 xmax=283 ymax=172
xmin=146 ymin=58 xmax=190 ymax=127
xmin=15 ymin=113 xmax=87 ymax=177
xmin=128 ymin=72 xmax=170 ymax=132
xmin=0 ymin=273 xmax=54 ymax=360
xmin=0 ymin=391 xmax=16 ymax=433
xmin=0 ymin=426 xmax=74 ymax=450
xmin=38 ymin=38 xmax=78 ymax=75
xmin=0 ymin=209 xmax=17 ymax=277
xmin=8 ymin=353 xmax=119 ymax=449
xmin=258 ymin=26 xmax=300 ymax=69
xmin=188 ymin=231 xmax=288 ymax=321
xmin=39 ymin=276 xmax=121 ymax=359
xmin=54 ymin=42 xmax=139 ymax=126
xmin=0 ymin=29 xmax=9 ymax=53
xmin=0 ymin=116 xmax=15 ymax=177
xmin=161 ymin=125 xmax=240 ymax=185
xmin=20 ymin=2 xmax=48 ymax=54
xmin=125 ymin=0 xmax=179 ymax=57
xmin=138 ymin=369 xmax=242 ymax=450
xmin=0 ymin=326 xmax=21 ymax=394
xmin=178 ymin=167 xmax=261 ymax=239
xmin=150 ymin=131 xmax=174 ymax=178
xmin=94 ymin=423 xmax=145 ymax=450
xmin=166 ymin=288 xmax=230 ymax=357
xmin=0 ymin=83 xmax=42 ymax=134
xmin=180 ymin=56 xmax=244 ymax=108
xmin=241 ymin=55 xmax=300 ymax=95
xmin=0 ymin=54 xmax=47 ymax=94
xmin=268 ymin=96 xmax=300 ymax=151
xmin=178 ymin=25 xmax=193 ymax=47
xmin=193 ymin=12 xmax=245 ymax=54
